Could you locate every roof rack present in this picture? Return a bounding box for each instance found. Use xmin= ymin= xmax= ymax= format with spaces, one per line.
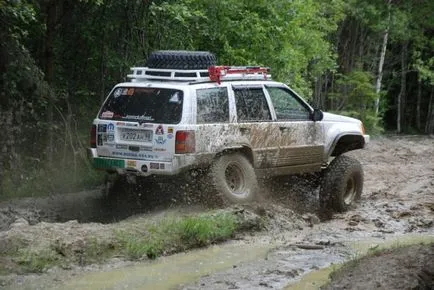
xmin=127 ymin=66 xmax=271 ymax=83
xmin=128 ymin=67 xmax=210 ymax=82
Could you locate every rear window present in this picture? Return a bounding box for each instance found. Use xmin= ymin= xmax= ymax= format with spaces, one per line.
xmin=99 ymin=87 xmax=183 ymax=124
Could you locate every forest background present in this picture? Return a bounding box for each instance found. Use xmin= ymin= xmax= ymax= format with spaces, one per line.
xmin=1 ymin=0 xmax=433 ymax=198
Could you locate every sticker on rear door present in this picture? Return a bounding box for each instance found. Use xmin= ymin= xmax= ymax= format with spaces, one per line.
xmin=167 ymin=127 xmax=174 ymax=139
xmin=154 ymin=125 xmax=166 ymax=145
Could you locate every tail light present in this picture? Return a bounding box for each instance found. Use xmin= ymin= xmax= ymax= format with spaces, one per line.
xmin=175 ymin=131 xmax=195 ymax=154
xmin=90 ymin=125 xmax=97 ymax=148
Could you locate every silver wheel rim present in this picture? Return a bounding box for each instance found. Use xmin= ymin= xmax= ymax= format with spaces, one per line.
xmin=343 ymin=176 xmax=357 ymax=205
xmin=225 ymin=162 xmax=248 ymax=197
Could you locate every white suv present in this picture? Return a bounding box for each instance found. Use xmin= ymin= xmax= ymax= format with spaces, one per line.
xmin=89 ymin=51 xmax=369 ymax=212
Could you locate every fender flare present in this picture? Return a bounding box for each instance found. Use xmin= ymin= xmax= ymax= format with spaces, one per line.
xmin=327 ymin=132 xmax=365 ymax=158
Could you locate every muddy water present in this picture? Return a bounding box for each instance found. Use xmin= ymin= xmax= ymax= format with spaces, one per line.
xmin=53 ymin=244 xmax=270 ymax=290
xmin=45 ymin=233 xmax=433 ymax=290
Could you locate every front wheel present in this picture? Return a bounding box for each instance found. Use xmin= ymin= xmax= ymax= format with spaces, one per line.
xmin=209 ymin=153 xmax=259 ymax=204
xmin=320 ymin=155 xmax=363 ymax=212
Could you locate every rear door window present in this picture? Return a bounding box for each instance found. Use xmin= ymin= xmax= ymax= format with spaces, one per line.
xmin=233 ymin=87 xmax=271 ymax=122
xmin=99 ymin=87 xmax=183 ymax=124
xmin=196 ymin=87 xmax=229 ymax=123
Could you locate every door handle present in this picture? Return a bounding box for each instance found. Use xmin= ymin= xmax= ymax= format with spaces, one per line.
xmin=279 ymin=126 xmax=287 ymax=132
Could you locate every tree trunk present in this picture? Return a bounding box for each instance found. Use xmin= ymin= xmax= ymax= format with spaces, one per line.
xmin=374 ymin=0 xmax=391 ymax=116
xmin=314 ymin=75 xmax=322 ymax=109
xmin=44 ymin=0 xmax=57 ymax=164
xmin=416 ymin=75 xmax=422 ymax=131
xmin=425 ymin=86 xmax=434 ymax=134
xmin=397 ymin=42 xmax=408 ymax=134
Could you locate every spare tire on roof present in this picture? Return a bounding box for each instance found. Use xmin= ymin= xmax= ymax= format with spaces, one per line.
xmin=146 ymin=50 xmax=217 ymax=70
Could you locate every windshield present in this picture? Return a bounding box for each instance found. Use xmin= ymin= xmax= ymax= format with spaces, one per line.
xmin=99 ymin=87 xmax=184 ymax=124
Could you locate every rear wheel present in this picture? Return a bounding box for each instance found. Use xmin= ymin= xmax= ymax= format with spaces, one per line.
xmin=102 ymin=173 xmax=128 ymax=198
xmin=320 ymin=155 xmax=363 ymax=212
xmin=209 ymin=153 xmax=259 ymax=204
xmin=102 ymin=173 xmax=158 ymax=199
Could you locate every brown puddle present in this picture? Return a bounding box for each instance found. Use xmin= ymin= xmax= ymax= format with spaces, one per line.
xmin=55 ymin=243 xmax=271 ymax=290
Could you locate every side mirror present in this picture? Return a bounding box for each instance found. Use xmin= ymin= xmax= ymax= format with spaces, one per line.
xmin=312 ymin=108 xmax=323 ymax=122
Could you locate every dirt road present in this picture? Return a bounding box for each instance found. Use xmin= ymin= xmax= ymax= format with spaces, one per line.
xmin=0 ymin=136 xmax=433 ymax=289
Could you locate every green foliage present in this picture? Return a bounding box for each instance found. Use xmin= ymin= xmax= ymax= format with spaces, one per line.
xmin=148 ymin=0 xmax=344 ymax=97
xmin=180 ymin=214 xmax=237 ymax=246
xmin=329 ymin=70 xmax=383 ymax=133
xmin=15 ymin=248 xmax=60 ymax=273
xmin=118 ymin=212 xmax=238 ymax=260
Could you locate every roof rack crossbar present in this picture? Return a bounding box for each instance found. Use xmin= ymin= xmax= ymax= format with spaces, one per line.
xmin=127 ymin=66 xmax=272 ymax=83
xmin=128 ymin=67 xmax=209 ymax=82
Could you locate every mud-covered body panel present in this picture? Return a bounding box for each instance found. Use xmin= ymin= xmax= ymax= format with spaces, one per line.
xmin=89 ymin=74 xmax=369 ymax=179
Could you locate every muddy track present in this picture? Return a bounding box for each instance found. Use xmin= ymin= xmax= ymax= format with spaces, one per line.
xmin=0 ymin=136 xmax=433 ymax=289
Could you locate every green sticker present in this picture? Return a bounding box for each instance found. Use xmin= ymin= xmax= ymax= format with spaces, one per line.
xmin=93 ymin=158 xmax=125 ymax=169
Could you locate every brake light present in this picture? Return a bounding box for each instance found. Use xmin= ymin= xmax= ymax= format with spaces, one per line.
xmin=90 ymin=125 xmax=97 ymax=148
xmin=175 ymin=131 xmax=195 ymax=154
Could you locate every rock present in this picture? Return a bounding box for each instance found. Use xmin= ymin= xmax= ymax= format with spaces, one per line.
xmin=348 ymin=221 xmax=359 ymax=226
xmin=373 ymin=218 xmax=385 ymax=228
xmin=415 ymin=218 xmax=433 ymax=228
xmin=301 ymin=213 xmax=320 ymax=227
xmin=10 ymin=218 xmax=29 ymax=229
xmin=295 ymin=243 xmax=325 ymax=250
xmin=258 ymin=281 xmax=272 ymax=288
xmin=377 ymin=229 xmax=395 ymax=234
xmin=391 ymin=211 xmax=412 ymax=219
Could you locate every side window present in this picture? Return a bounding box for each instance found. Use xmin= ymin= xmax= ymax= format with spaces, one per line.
xmin=266 ymin=87 xmax=310 ymax=121
xmin=196 ymin=87 xmax=229 ymax=123
xmin=234 ymin=88 xmax=271 ymax=122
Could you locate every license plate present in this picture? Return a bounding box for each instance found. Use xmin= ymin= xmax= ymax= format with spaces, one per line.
xmin=120 ymin=129 xmax=152 ymax=142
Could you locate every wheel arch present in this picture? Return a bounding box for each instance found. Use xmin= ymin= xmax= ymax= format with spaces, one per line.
xmin=329 ymin=134 xmax=365 ymax=157
xmin=215 ymin=146 xmax=255 ymax=166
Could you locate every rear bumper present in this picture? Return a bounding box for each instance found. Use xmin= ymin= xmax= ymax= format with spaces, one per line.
xmin=88 ymin=148 xmax=212 ymax=177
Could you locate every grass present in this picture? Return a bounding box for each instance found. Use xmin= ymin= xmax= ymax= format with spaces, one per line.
xmin=118 ymin=212 xmax=239 ymax=260
xmin=4 ymin=210 xmax=245 ymax=274
xmin=15 ymin=248 xmax=61 ymax=273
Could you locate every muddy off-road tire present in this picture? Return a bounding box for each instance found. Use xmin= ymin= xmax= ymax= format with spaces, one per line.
xmin=209 ymin=153 xmax=259 ymax=204
xmin=102 ymin=174 xmax=158 ymax=199
xmin=320 ymin=155 xmax=363 ymax=212
xmin=146 ymin=50 xmax=217 ymax=70
xmin=102 ymin=174 xmax=128 ymax=198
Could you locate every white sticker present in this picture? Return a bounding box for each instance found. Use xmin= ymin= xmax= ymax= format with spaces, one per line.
xmin=101 ymin=111 xmax=114 ymax=118
xmin=113 ymin=88 xmax=123 ymax=98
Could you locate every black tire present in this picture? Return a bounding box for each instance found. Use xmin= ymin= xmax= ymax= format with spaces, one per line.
xmin=146 ymin=50 xmax=217 ymax=70
xmin=320 ymin=155 xmax=363 ymax=212
xmin=209 ymin=153 xmax=259 ymax=204
xmin=102 ymin=173 xmax=127 ymax=198
xmin=102 ymin=174 xmax=158 ymax=199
